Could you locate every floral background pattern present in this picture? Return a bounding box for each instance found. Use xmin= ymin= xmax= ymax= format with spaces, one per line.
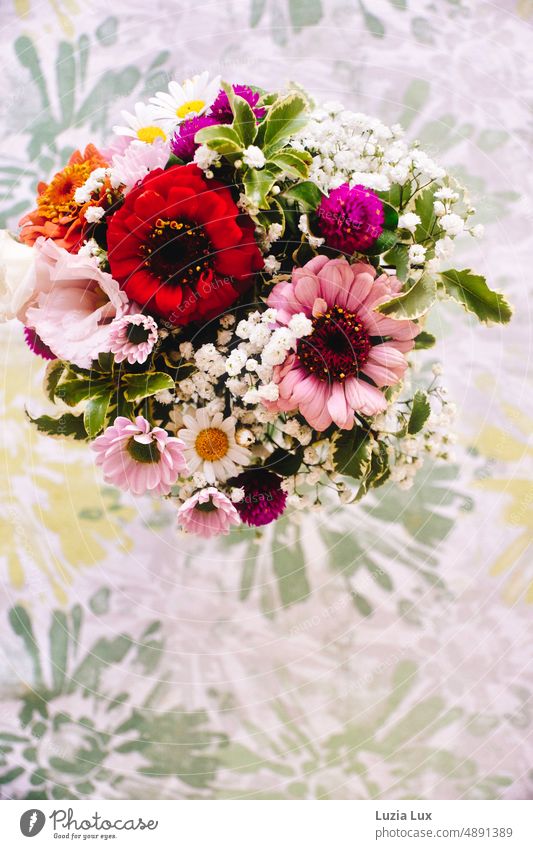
xmin=0 ymin=0 xmax=532 ymax=799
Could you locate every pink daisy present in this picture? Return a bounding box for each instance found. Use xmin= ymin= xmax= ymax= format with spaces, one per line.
xmin=177 ymin=487 xmax=241 ymax=538
xmin=91 ymin=415 xmax=188 ymax=496
xmin=266 ymin=255 xmax=418 ymax=430
xmin=109 ymin=313 xmax=159 ymax=364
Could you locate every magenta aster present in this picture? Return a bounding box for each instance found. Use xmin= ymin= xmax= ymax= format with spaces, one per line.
xmin=316 ymin=183 xmax=385 ymax=254
xmin=265 ymin=255 xmax=418 ymax=430
xmin=170 ymin=115 xmax=219 ymax=161
xmin=91 ymin=415 xmax=188 ymax=496
xmin=208 ymin=85 xmax=266 ymax=123
xmin=109 ymin=313 xmax=158 ymax=365
xmin=177 ymin=487 xmax=241 ymax=537
xmin=23 ymin=326 xmax=56 ymax=360
xmin=231 ymin=469 xmax=287 ymax=527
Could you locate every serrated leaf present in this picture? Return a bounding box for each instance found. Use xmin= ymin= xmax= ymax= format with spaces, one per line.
xmin=243 ymin=165 xmax=280 ymax=208
xmin=27 ymin=412 xmax=88 ymax=440
xmin=414 ymin=331 xmax=436 ymax=349
xmin=377 ymin=273 xmax=437 ymax=319
xmin=268 ymin=149 xmax=312 ymax=179
xmin=83 ymin=389 xmax=112 ymax=438
xmin=44 ymin=360 xmax=67 ymax=401
xmin=263 ymin=92 xmax=308 ymax=155
xmin=408 ymin=390 xmax=431 ymax=434
xmin=55 ymin=376 xmax=109 ymax=407
xmin=231 ymin=94 xmax=257 ymax=147
xmin=122 ymin=371 xmax=174 ymax=402
xmin=281 ymin=180 xmax=324 ymax=212
xmin=333 ymin=428 xmax=371 ymax=480
xmin=194 ymin=124 xmax=243 ymax=155
xmin=439 ymin=268 xmax=512 ymax=324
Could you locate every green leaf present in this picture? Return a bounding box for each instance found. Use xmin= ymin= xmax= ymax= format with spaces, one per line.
xmin=281 ymin=180 xmax=325 ymax=212
xmin=194 ymin=124 xmax=243 ymax=155
xmin=55 ymin=376 xmax=109 ymax=407
xmin=57 ymin=42 xmax=76 ymax=128
xmin=49 ymin=612 xmax=69 ymax=693
xmin=367 ymin=228 xmax=397 ymax=255
xmin=408 ymin=390 xmax=431 ymax=434
xmin=268 ymin=148 xmax=312 ymax=180
xmin=273 ymin=528 xmax=310 ymax=607
xmin=122 ymin=371 xmax=174 ymax=402
xmin=265 ymin=445 xmax=304 ymax=476
xmin=27 ymin=412 xmax=88 ymax=440
xmin=377 ymin=273 xmax=437 ymax=319
xmin=439 ymin=268 xmax=512 ymax=324
xmin=288 ymin=0 xmax=323 ymax=31
xmin=414 ymin=331 xmax=436 ymax=349
xmin=414 ymin=188 xmax=437 ymax=242
xmin=9 ymin=606 xmax=43 ymax=688
xmin=44 ymin=360 xmax=67 ymax=401
xmin=333 ymin=428 xmax=371 ymax=480
xmin=263 ymin=92 xmax=308 ymax=156
xmin=250 ymin=0 xmax=267 ymax=26
xmin=232 ymin=95 xmax=257 ymax=148
xmin=243 ymin=165 xmax=280 ymax=208
xmin=383 ymin=243 xmax=409 ymax=281
xmin=83 ymin=389 xmax=112 ymax=438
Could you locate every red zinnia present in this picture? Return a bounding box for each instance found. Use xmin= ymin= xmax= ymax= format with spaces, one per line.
xmin=107 ymin=164 xmax=264 ymax=325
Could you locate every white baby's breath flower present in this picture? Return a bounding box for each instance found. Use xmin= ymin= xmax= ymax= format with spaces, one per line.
xmin=434 ymin=187 xmax=459 ymax=202
xmin=398 ymin=212 xmax=420 ymax=233
xmin=434 ymin=236 xmax=455 ymax=260
xmin=263 ymin=255 xmax=281 ymax=275
xmin=433 ymin=200 xmax=446 ymax=217
xmin=243 ymin=145 xmax=266 ymax=169
xmin=471 ymin=224 xmax=484 ymax=239
xmin=193 ymin=144 xmax=219 ymax=170
xmin=288 ymin=313 xmax=313 ymax=338
xmin=409 ymin=244 xmax=427 ymax=266
xmin=84 ymin=206 xmax=105 ymax=223
xmin=440 ymin=213 xmax=465 ymax=237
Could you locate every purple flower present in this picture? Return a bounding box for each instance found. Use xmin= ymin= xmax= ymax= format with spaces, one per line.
xmin=231 ymin=469 xmax=287 ymax=527
xmin=23 ymin=326 xmax=57 ymax=360
xmin=209 ymin=85 xmax=266 ymax=124
xmin=170 ymin=115 xmax=220 ymax=162
xmin=316 ymin=183 xmax=385 ymax=255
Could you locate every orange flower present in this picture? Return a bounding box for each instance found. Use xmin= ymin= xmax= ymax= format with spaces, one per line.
xmin=19 ymin=144 xmax=109 ymax=252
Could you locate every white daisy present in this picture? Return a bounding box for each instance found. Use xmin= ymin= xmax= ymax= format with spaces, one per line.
xmin=149 ymin=72 xmax=221 ymax=123
xmin=113 ymin=102 xmax=168 ymax=145
xmin=178 ymin=408 xmax=251 ymax=484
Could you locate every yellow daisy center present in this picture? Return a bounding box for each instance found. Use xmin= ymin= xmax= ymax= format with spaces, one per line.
xmin=176 ymin=99 xmax=206 ymax=119
xmin=136 ymin=125 xmax=166 ymax=144
xmin=195 ymin=427 xmax=229 ymax=462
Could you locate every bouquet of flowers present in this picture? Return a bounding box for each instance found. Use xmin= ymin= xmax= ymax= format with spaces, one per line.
xmin=1 ymin=73 xmax=511 ymax=537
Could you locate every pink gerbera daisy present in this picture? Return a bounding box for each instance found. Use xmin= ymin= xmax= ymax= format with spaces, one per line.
xmin=177 ymin=487 xmax=241 ymax=538
xmin=266 ymin=256 xmax=418 ymax=430
xmin=109 ymin=313 xmax=158 ymax=364
xmin=91 ymin=415 xmax=188 ymax=496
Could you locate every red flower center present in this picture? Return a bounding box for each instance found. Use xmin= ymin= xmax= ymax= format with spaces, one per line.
xmin=142 ymin=217 xmax=213 ymax=286
xmin=297 ymin=305 xmax=371 ymax=382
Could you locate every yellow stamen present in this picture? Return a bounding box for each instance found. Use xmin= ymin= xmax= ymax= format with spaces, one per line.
xmin=176 ymin=99 xmax=206 ymax=119
xmin=195 ymin=428 xmax=229 ymax=462
xmin=136 ymin=125 xmax=166 ymax=144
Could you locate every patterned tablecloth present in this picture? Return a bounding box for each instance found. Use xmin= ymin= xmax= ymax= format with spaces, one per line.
xmin=0 ymin=0 xmax=531 ymax=800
